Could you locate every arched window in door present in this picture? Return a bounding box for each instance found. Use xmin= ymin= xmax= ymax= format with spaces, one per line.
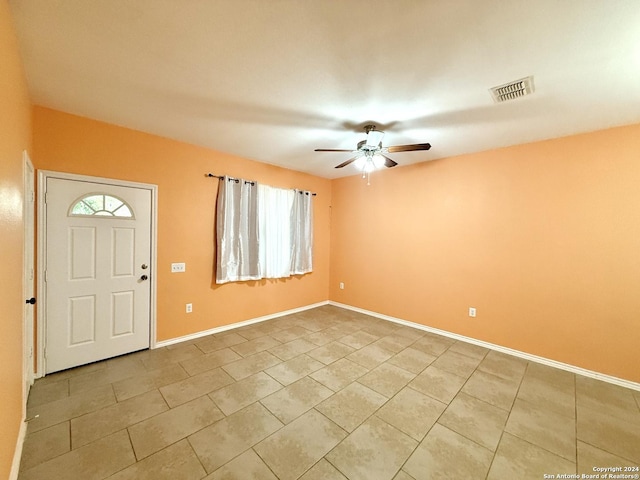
xmin=68 ymin=193 xmax=134 ymax=218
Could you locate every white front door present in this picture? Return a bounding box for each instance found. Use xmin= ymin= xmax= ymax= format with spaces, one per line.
xmin=45 ymin=177 xmax=152 ymax=373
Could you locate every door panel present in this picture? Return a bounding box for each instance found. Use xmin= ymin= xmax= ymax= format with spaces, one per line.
xmin=45 ymin=178 xmax=151 ymax=373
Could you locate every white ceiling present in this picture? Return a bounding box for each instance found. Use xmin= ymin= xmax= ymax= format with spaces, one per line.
xmin=9 ymin=0 xmax=640 ymax=179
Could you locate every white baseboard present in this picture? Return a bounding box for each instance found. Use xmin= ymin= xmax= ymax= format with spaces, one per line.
xmin=155 ymin=301 xmax=330 ymax=348
xmin=9 ymin=420 xmax=27 ymax=480
xmin=329 ymin=301 xmax=640 ymax=392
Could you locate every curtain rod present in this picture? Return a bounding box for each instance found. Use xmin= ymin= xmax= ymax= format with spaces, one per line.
xmin=206 ymin=173 xmax=316 ymax=196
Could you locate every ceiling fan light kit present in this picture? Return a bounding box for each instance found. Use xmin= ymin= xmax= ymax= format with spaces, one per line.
xmin=314 ymin=124 xmax=431 ymax=184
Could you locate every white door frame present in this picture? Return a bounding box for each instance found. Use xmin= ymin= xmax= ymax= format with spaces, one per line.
xmin=37 ymin=170 xmax=158 ymax=377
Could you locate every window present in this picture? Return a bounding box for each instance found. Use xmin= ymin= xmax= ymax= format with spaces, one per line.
xmin=215 ymin=177 xmax=313 ymax=284
xmin=69 ymin=193 xmax=134 ymax=218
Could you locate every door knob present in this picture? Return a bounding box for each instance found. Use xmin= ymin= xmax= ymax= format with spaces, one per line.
xmin=25 ymin=297 xmax=36 ymax=305
xmin=140 ymin=275 xmax=148 ymax=281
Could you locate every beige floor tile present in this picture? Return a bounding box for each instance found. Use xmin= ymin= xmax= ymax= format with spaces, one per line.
xmin=26 ymin=378 xmax=69 ymax=408
xmin=447 ymin=341 xmax=489 ymax=360
xmin=196 ymin=332 xmax=248 ymax=354
xmin=477 ymin=350 xmax=527 ymax=382
xmin=387 ymin=347 xmax=436 ymax=374
xmin=438 ymin=392 xmax=508 ymax=451
xmin=310 ymin=358 xmax=369 ymax=392
xmin=112 ymin=363 xmax=189 ymax=401
xmin=304 ymin=331 xmax=338 ymax=346
xmin=316 ymin=382 xmax=387 ymax=432
xmin=221 ymin=351 xmax=282 ymax=381
xmin=392 ymin=326 xmax=425 ymax=341
xmin=255 ymin=409 xmax=347 ymax=480
xmin=210 ymin=372 xmax=282 ymax=415
xmin=264 ymin=354 xmax=324 ymax=385
xmin=505 ymin=397 xmax=576 ymax=461
xmin=326 ymin=416 xmax=417 ymax=480
xmin=577 ymin=440 xmax=639 ymax=474
xmin=393 ymin=470 xmax=416 ymax=480
xmin=205 ymin=449 xmax=278 ymax=480
xmin=71 ymin=389 xmax=168 ymax=448
xmin=408 ymin=365 xmax=466 ymax=404
xmin=307 ymin=341 xmax=355 ymax=365
xmin=271 ymin=326 xmax=313 ymax=343
xmin=260 ymin=376 xmax=333 ymax=424
xmin=21 ymin=307 xmax=640 ymax=480
xmin=20 ymin=422 xmax=70 ymax=471
xmin=18 ymin=430 xmax=135 ymax=480
xmin=376 ymin=387 xmax=446 ymax=441
xmin=180 ymin=348 xmax=242 ymax=376
xmin=27 ymin=384 xmax=116 ymax=433
xmin=235 ymin=325 xmax=273 ymax=340
xmin=188 ymin=402 xmax=283 ymax=472
xmin=299 ymin=459 xmax=348 ymax=480
xmin=33 ymin=361 xmax=106 ymax=386
xmin=372 ymin=334 xmax=415 ymax=354
xmin=431 ymin=349 xmax=482 ymax=379
xmin=525 ymin=361 xmax=575 ymax=387
xmin=403 ymin=423 xmax=493 ymax=480
xmin=230 ymin=335 xmax=282 ymax=357
xmin=109 ymin=440 xmax=206 ymax=480
xmin=337 ymin=330 xmax=380 ymax=349
xmin=462 ymin=369 xmax=520 ymax=411
xmin=357 ymin=363 xmax=415 ymax=398
xmin=487 ymin=432 xmax=576 ymax=479
xmin=128 ymin=395 xmax=224 ymax=460
xmin=346 ymin=343 xmax=395 ymax=369
xmin=67 ymin=365 xmax=135 ymax=397
xmin=160 ymin=367 xmax=235 ymax=407
xmin=268 ymin=338 xmax=317 ymax=361
xmin=516 ymin=370 xmax=575 ymax=418
xmin=577 ymin=403 xmax=640 ymax=462
xmin=576 ymin=375 xmax=639 ymax=422
xmin=141 ymin=344 xmax=204 ymax=371
xmin=410 ymin=334 xmax=454 ymax=356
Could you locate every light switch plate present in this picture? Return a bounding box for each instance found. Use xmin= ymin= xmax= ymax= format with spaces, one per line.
xmin=171 ymin=263 xmax=186 ymax=273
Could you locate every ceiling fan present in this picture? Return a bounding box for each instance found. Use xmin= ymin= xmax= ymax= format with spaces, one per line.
xmin=314 ymin=124 xmax=431 ymax=170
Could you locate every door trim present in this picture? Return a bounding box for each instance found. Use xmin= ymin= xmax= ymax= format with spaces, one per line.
xmin=37 ymin=170 xmax=158 ymax=377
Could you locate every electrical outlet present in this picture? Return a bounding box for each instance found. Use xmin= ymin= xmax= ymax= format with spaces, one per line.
xmin=469 ymin=307 xmax=476 ymax=318
xmin=186 ymin=303 xmax=192 ymax=313
xmin=171 ymin=263 xmax=186 ymax=273
xmin=339 ymin=282 xmax=345 ymax=290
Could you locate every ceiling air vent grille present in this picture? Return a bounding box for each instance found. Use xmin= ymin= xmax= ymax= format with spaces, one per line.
xmin=490 ymin=76 xmax=534 ymax=103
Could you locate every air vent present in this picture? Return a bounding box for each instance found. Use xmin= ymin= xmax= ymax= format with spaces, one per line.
xmin=490 ymin=76 xmax=534 ymax=103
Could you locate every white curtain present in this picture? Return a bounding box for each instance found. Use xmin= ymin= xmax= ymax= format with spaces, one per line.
xmin=216 ymin=178 xmax=313 ymax=283
xmin=216 ymin=177 xmax=260 ymax=284
xmin=290 ymin=190 xmax=313 ymax=274
xmin=258 ymin=184 xmax=295 ymax=278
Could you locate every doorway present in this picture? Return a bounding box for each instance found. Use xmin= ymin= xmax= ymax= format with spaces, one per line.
xmin=38 ymin=171 xmax=157 ymax=374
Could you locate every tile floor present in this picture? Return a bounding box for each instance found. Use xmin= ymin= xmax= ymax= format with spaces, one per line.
xmin=18 ymin=305 xmax=640 ymax=479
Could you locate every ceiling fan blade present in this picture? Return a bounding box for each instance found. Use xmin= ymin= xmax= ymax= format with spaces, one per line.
xmin=335 ymin=155 xmax=360 ymax=169
xmin=314 ymin=148 xmax=356 ymax=152
xmin=381 ymin=155 xmax=398 ymax=168
xmin=386 ymin=143 xmax=431 ymax=153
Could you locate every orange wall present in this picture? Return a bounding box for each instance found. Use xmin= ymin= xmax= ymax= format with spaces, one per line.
xmin=0 ymin=1 xmax=32 ymax=477
xmin=330 ymin=124 xmax=640 ymax=383
xmin=32 ymin=107 xmax=331 ymax=341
